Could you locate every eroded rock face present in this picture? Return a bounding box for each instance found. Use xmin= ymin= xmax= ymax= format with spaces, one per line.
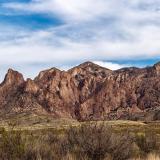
xmin=24 ymin=79 xmax=39 ymax=94
xmin=0 ymin=69 xmax=24 ymax=109
xmin=0 ymin=61 xmax=159 ymax=121
xmin=2 ymin=69 xmax=24 ymax=86
xmin=154 ymin=62 xmax=160 ymax=75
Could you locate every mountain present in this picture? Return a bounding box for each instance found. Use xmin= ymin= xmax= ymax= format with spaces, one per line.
xmin=0 ymin=61 xmax=160 ymax=121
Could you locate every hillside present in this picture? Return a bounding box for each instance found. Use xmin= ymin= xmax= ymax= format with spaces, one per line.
xmin=0 ymin=61 xmax=159 ymax=121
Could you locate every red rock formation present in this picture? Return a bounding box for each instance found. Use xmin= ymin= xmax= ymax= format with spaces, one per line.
xmin=0 ymin=61 xmax=159 ymax=121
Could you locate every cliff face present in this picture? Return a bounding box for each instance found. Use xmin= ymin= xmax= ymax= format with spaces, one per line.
xmin=0 ymin=61 xmax=160 ymax=121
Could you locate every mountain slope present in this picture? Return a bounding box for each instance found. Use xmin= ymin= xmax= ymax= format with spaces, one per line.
xmin=0 ymin=61 xmax=159 ymax=121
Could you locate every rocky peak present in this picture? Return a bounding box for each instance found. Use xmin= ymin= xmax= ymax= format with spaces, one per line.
xmin=79 ymin=61 xmax=99 ymax=67
xmin=69 ymin=61 xmax=111 ymax=79
xmin=35 ymin=68 xmax=61 ymax=81
xmin=73 ymin=61 xmax=111 ymax=71
xmin=154 ymin=61 xmax=160 ymax=75
xmin=1 ymin=69 xmax=24 ymax=86
xmin=154 ymin=61 xmax=160 ymax=66
xmin=24 ymin=78 xmax=39 ymax=94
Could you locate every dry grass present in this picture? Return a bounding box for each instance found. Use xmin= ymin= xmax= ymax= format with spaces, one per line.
xmin=134 ymin=153 xmax=160 ymax=160
xmin=0 ymin=116 xmax=160 ymax=160
xmin=0 ymin=121 xmax=159 ymax=160
xmin=146 ymin=153 xmax=160 ymax=160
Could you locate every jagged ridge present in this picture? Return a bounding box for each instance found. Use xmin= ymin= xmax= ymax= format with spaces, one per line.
xmin=0 ymin=61 xmax=160 ymax=121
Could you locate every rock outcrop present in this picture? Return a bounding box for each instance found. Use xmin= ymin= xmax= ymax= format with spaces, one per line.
xmin=0 ymin=61 xmax=159 ymax=121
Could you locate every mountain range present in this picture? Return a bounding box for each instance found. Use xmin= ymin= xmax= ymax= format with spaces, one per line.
xmin=0 ymin=61 xmax=160 ymax=121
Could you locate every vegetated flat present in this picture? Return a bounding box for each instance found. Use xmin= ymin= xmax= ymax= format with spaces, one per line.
xmin=0 ymin=116 xmax=159 ymax=160
xmin=0 ymin=113 xmax=160 ymax=136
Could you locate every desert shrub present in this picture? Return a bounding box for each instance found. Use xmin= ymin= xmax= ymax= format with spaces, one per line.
xmin=24 ymin=143 xmax=56 ymax=160
xmin=0 ymin=128 xmax=25 ymax=160
xmin=135 ymin=131 xmax=159 ymax=156
xmin=66 ymin=122 xmax=112 ymax=160
xmin=24 ymin=131 xmax=69 ymax=160
xmin=66 ymin=122 xmax=134 ymax=160
xmin=109 ymin=131 xmax=134 ymax=160
xmin=0 ymin=123 xmax=159 ymax=160
xmin=24 ymin=135 xmax=54 ymax=160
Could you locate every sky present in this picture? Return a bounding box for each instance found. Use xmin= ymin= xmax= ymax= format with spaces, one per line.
xmin=0 ymin=0 xmax=160 ymax=81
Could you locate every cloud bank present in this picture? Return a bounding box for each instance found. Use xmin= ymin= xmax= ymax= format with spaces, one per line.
xmin=0 ymin=0 xmax=160 ymax=80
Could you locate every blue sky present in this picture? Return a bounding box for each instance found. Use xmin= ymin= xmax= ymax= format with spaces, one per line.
xmin=0 ymin=0 xmax=160 ymax=81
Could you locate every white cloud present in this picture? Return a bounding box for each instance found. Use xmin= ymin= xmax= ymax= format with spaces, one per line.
xmin=0 ymin=0 xmax=160 ymax=80
xmin=0 ymin=24 xmax=159 ymax=66
xmin=2 ymin=0 xmax=115 ymax=22
xmin=93 ymin=61 xmax=128 ymax=70
xmin=3 ymin=0 xmax=160 ymax=23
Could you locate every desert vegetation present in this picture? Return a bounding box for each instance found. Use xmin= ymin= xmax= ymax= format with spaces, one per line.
xmin=0 ymin=122 xmax=159 ymax=160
